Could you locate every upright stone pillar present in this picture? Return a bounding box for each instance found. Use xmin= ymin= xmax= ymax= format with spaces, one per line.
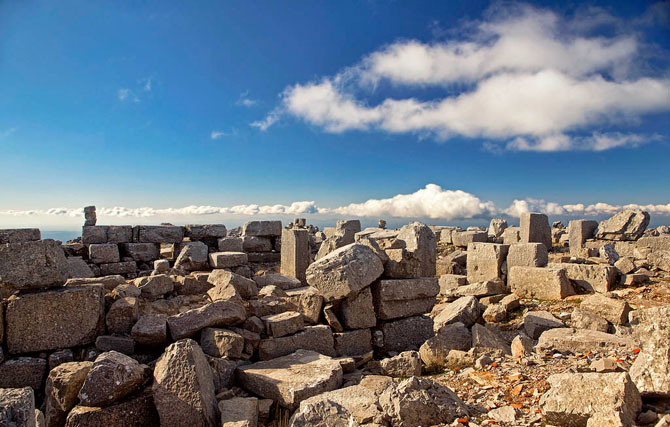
xmin=520 ymin=212 xmax=551 ymax=250
xmin=281 ymin=229 xmax=310 ymax=285
xmin=568 ymin=220 xmax=598 ymax=257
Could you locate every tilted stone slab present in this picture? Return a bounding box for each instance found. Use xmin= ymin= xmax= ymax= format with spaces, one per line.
xmin=6 ymin=285 xmax=104 ymax=354
xmin=258 ymin=325 xmax=335 ymax=360
xmin=236 ymin=349 xmax=343 ymax=409
xmin=167 ymin=301 xmax=246 ymax=340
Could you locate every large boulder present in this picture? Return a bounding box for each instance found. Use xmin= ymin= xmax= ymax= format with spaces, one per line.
xmin=237 ymin=350 xmax=343 ymax=409
xmin=152 ymin=339 xmax=218 ymax=427
xmin=306 ymin=243 xmax=383 ymax=302
xmin=383 ymin=222 xmax=436 ymax=278
xmin=540 ymin=372 xmax=641 ymax=426
xmin=595 ymin=209 xmax=649 ymax=241
xmin=0 ymin=239 xmax=69 ymax=290
xmin=508 ymin=266 xmax=574 ymax=300
xmin=433 ymin=296 xmax=484 ymax=330
xmin=174 ymin=241 xmax=209 ymax=271
xmin=65 ymin=390 xmax=159 ymax=427
xmin=5 ymin=285 xmax=104 ymax=354
xmin=466 ymin=243 xmax=509 ymax=283
xmin=378 ymin=377 xmax=468 ymax=427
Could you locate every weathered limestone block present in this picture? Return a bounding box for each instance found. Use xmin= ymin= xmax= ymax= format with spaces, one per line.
xmin=536 ymin=328 xmax=634 ymax=354
xmin=433 ymin=296 xmax=484 ymax=330
xmin=95 ymin=335 xmax=135 ymax=355
xmin=442 ymin=279 xmax=505 ymax=299
xmin=508 ymin=266 xmax=574 ymax=300
xmin=472 ymin=324 xmax=511 ymax=355
xmin=6 ymin=285 xmax=104 ymax=354
xmin=167 ymin=301 xmax=246 ymax=340
xmin=242 ymin=221 xmax=282 ymax=237
xmin=0 ymin=358 xmax=47 ymax=390
xmin=378 ymin=377 xmax=469 ymax=427
xmin=306 ymin=243 xmax=383 ymax=302
xmin=333 ymin=328 xmax=372 ymax=356
xmin=339 ymin=287 xmax=377 ymax=329
xmin=174 ymin=241 xmax=209 ymax=271
xmin=209 ymin=252 xmax=248 ymax=269
xmin=0 ymin=228 xmax=40 ymax=244
xmin=219 ymin=397 xmax=258 ymax=427
xmin=520 ymin=212 xmax=552 ymax=249
xmin=506 ymin=243 xmax=548 ymax=268
xmin=569 ymin=308 xmax=610 ymax=332
xmin=371 ymin=278 xmax=439 ymax=320
xmin=131 ymin=314 xmax=167 ymax=346
xmin=0 ymin=387 xmax=35 ymax=427
xmin=452 ymin=230 xmax=487 ymax=248
xmin=82 ymin=226 xmax=108 ymax=245
xmin=137 ymin=225 xmax=184 ymax=243
xmin=637 ymin=235 xmax=670 ymax=251
xmin=237 ymin=350 xmax=343 ymax=409
xmin=523 ymin=311 xmax=564 ymax=339
xmin=208 ymin=270 xmax=258 ymax=299
xmin=100 ymin=261 xmax=136 ymax=276
xmin=371 ymin=351 xmax=422 ymax=377
xmin=242 ymin=236 xmax=272 ymax=253
xmin=152 ymin=339 xmax=217 ymax=427
xmin=420 ymin=322 xmax=472 ymax=370
xmin=67 ymin=274 xmax=125 ymax=291
xmin=106 ymin=296 xmax=139 ymax=334
xmin=200 ymin=328 xmax=245 ymax=358
xmin=263 ymin=312 xmax=304 ymax=338
xmin=122 ymin=243 xmax=159 ymax=262
xmin=540 ymin=372 xmax=641 ymax=426
xmin=580 ymin=293 xmax=631 ymax=325
xmin=280 ymin=229 xmax=310 ymax=285
xmin=43 ymin=361 xmax=91 ymax=426
xmin=135 ymin=274 xmax=174 ymax=299
xmin=316 ymin=220 xmax=361 ymax=259
xmin=66 ymin=257 xmax=94 ymax=279
xmin=628 ymin=306 xmax=670 ymax=397
xmin=556 ymin=263 xmax=617 ymax=293
xmin=568 ymin=219 xmax=598 ymax=256
xmin=648 ymin=250 xmax=670 ymax=272
xmin=488 ymin=219 xmax=508 ymax=238
xmin=258 ymin=325 xmax=335 ymax=360
xmin=377 ymin=315 xmax=433 ymax=353
xmin=502 ymin=226 xmax=521 ymax=244
xmin=438 ymin=274 xmax=467 ymax=295
xmin=218 ymin=237 xmax=243 ymax=252
xmin=78 ymin=351 xmax=144 ymax=407
xmin=253 ymin=273 xmax=302 ymax=290
xmin=64 ymin=391 xmax=159 ymax=427
xmin=466 ymin=243 xmax=509 ymax=283
xmin=383 ymin=222 xmax=436 ymax=278
xmin=185 ymin=224 xmax=227 ymax=241
xmin=595 ymin=209 xmax=649 ymax=241
xmin=0 ymin=239 xmax=69 ymax=290
xmin=106 ymin=226 xmax=133 ymax=244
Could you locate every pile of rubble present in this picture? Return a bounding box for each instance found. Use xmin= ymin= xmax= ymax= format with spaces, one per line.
xmin=0 ymin=207 xmax=669 ymax=426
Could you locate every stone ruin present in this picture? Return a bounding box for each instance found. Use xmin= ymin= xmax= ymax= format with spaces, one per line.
xmin=0 ymin=207 xmax=669 ymax=426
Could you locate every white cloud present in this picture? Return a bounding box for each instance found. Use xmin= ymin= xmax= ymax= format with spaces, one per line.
xmin=143 ymin=78 xmax=153 ymax=91
xmin=2 ymin=185 xmax=668 ymax=221
xmin=254 ymin=3 xmax=670 ymax=151
xmin=236 ymin=91 xmax=257 ymax=107
xmin=0 ymin=128 xmax=17 ymax=138
xmin=330 ymin=184 xmax=495 ymax=220
xmin=210 ymin=131 xmax=228 ymax=140
xmin=117 ymin=88 xmax=139 ymax=103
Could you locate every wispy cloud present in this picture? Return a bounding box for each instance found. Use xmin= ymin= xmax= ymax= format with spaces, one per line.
xmin=2 ymin=184 xmax=668 ymax=220
xmin=236 ymin=90 xmax=257 ymax=107
xmin=117 ymin=88 xmax=140 ymax=103
xmin=0 ymin=128 xmax=17 ymax=138
xmin=142 ymin=77 xmax=153 ymax=92
xmin=210 ymin=128 xmax=238 ymax=140
xmin=253 ymin=3 xmax=670 ymax=151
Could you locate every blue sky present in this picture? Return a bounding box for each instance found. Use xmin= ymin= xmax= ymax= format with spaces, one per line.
xmin=1 ymin=0 xmax=669 ymax=230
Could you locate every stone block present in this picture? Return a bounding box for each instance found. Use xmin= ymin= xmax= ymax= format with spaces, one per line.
xmin=209 ymin=252 xmax=248 ymax=268
xmin=82 ymin=226 xmax=108 ymax=245
xmin=377 ymin=315 xmax=433 ymax=353
xmin=88 ymin=243 xmax=120 ymax=264
xmin=258 ymin=325 xmax=335 ymax=360
xmin=371 ymin=278 xmax=439 ymax=320
xmin=520 ymin=212 xmax=552 ymax=249
xmin=218 ymin=237 xmax=243 ymax=252
xmin=242 ymin=221 xmax=282 ymax=237
xmin=280 ymin=229 xmax=310 ymax=285
xmin=580 ymin=293 xmax=631 ymax=325
xmin=122 ymin=243 xmax=159 ymax=262
xmin=595 ymin=209 xmax=649 ymax=241
xmin=137 ymin=226 xmax=184 ymax=244
xmin=200 ymin=328 xmax=245 ymax=358
xmin=167 ymin=301 xmax=246 ymax=340
xmin=502 ymin=226 xmax=521 ymax=244
xmin=106 ymin=226 xmax=133 ymax=244
xmin=185 ymin=224 xmax=227 ymax=240
xmin=0 ymin=357 xmax=47 ymax=390
xmin=452 ymin=230 xmax=487 ymax=247
xmin=466 ymin=242 xmax=509 ymax=283
xmin=506 ymin=243 xmax=548 ymax=268
xmin=339 ymin=287 xmax=376 ymax=329
xmin=568 ymin=220 xmax=598 ymax=256
xmin=556 ymin=263 xmax=617 ymax=293
xmin=0 ymin=239 xmax=69 ymax=290
xmin=0 ymin=228 xmax=40 ymax=244
xmin=333 ymin=328 xmax=372 ymax=356
xmin=0 ymin=387 xmax=35 ymax=426
xmin=99 ymin=261 xmax=136 ymax=276
xmin=242 ymin=236 xmax=272 ymax=252
xmin=6 ymin=285 xmax=104 ymax=354
xmin=508 ymin=266 xmax=574 ymax=300
xmin=263 ymin=312 xmax=304 ymax=338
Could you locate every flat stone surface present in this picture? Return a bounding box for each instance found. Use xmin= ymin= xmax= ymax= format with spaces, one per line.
xmin=536 ymin=328 xmax=634 ymax=354
xmin=377 ymin=315 xmax=434 ymax=353
xmin=237 ymin=349 xmax=343 ymax=409
xmin=506 ymin=243 xmax=548 ymax=268
xmin=580 ymin=293 xmax=631 ymax=325
xmin=509 ymin=266 xmax=574 ymax=300
xmin=339 ymin=287 xmax=377 ymax=329
xmin=65 ymin=390 xmax=159 ymax=427
xmin=0 ymin=239 xmax=69 ymax=290
xmin=6 ymin=285 xmax=104 ymax=354
xmin=209 ymin=252 xmax=248 ymax=269
xmin=433 ymin=296 xmax=484 ymax=330
xmin=258 ymin=325 xmax=335 ymax=360
xmin=167 ymin=301 xmax=246 ymax=340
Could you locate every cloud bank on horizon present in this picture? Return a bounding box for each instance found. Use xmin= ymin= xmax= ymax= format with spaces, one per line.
xmin=252 ymin=3 xmax=670 ymax=151
xmin=2 ymin=184 xmax=669 ymax=222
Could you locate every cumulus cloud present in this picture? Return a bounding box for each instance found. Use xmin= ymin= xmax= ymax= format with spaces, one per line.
xmin=254 ymin=4 xmax=670 ymax=150
xmin=2 ymin=185 xmax=669 ymax=220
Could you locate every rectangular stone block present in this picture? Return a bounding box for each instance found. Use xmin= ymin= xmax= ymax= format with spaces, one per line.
xmin=371 ymin=278 xmax=439 ymax=320
xmin=122 ymin=243 xmax=159 ymax=262
xmin=502 ymin=226 xmax=521 ymax=245
xmin=377 ymin=315 xmax=434 ymax=353
xmin=509 ymin=266 xmax=574 ymax=300
xmin=452 ymin=230 xmax=487 ymax=248
xmin=185 ymin=224 xmax=227 ymax=240
xmin=0 ymin=239 xmax=69 ymax=290
xmin=466 ymin=242 xmax=509 ymax=283
xmin=339 ymin=287 xmax=376 ymax=329
xmin=438 ymin=274 xmax=467 ymax=295
xmin=0 ymin=228 xmax=41 ymax=244
xmin=334 ymin=328 xmax=372 ymax=356
xmin=99 ymin=261 xmax=136 ymax=276
xmin=246 ymin=252 xmax=280 ymax=263
xmin=507 ymin=243 xmax=548 ymax=268
xmin=82 ymin=226 xmax=108 ymax=245
xmin=88 ymin=243 xmax=120 ymax=264
xmin=242 ymin=221 xmax=282 ymax=237
xmin=242 ymin=236 xmax=273 ymax=252
xmin=281 ymin=229 xmax=310 ymax=285
xmin=520 ymin=213 xmax=552 ymax=249
xmin=636 ymin=236 xmax=670 ymax=251
xmin=258 ymin=325 xmax=335 ymax=360
xmin=568 ymin=220 xmax=598 ymax=256
xmin=217 ymin=237 xmax=243 ymax=252
xmin=106 ymin=226 xmax=133 ymax=243
xmin=5 ymin=285 xmax=104 ymax=354
xmin=137 ymin=226 xmax=184 ymax=244
xmin=556 ymin=263 xmax=617 ymax=293
xmin=209 ymin=252 xmax=248 ymax=268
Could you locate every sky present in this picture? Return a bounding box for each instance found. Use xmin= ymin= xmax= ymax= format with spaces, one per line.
xmin=1 ymin=0 xmax=669 ymax=232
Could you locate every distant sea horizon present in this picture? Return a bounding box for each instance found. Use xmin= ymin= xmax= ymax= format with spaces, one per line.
xmin=41 ymin=230 xmax=81 ymax=242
